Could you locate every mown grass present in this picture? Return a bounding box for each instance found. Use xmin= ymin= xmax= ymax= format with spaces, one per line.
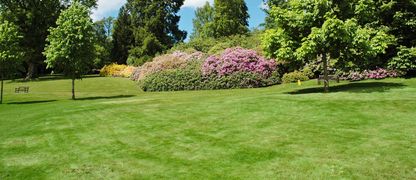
xmin=0 ymin=76 xmax=415 ymax=179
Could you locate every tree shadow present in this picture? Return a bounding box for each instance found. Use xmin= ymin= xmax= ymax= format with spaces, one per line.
xmin=75 ymin=95 xmax=135 ymax=101
xmin=7 ymin=100 xmax=57 ymax=105
xmin=287 ymin=82 xmax=406 ymax=94
xmin=10 ymin=75 xmax=101 ymax=83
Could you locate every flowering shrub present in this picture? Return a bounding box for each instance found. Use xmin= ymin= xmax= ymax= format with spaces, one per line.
xmin=100 ymin=63 xmax=128 ymax=77
xmin=342 ymin=68 xmax=401 ymax=81
xmin=100 ymin=63 xmax=137 ymax=78
xmin=132 ymin=51 xmax=205 ymax=81
xmin=171 ymin=51 xmax=205 ymax=61
xmin=119 ymin=66 xmax=137 ymax=78
xmin=202 ymin=47 xmax=277 ymax=78
xmin=138 ymin=48 xmax=281 ymax=92
xmin=367 ymin=68 xmax=390 ymax=79
xmin=346 ymin=71 xmax=367 ymax=81
xmin=130 ymin=67 xmax=141 ymax=81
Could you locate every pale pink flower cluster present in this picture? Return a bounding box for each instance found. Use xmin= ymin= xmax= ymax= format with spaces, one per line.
xmin=202 ymin=47 xmax=277 ymax=77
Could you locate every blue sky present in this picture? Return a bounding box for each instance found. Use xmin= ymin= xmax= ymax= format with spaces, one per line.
xmin=91 ymin=0 xmax=267 ymax=40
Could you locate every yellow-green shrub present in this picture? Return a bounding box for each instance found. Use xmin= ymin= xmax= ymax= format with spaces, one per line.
xmin=99 ymin=63 xmax=136 ymax=77
xmin=282 ymin=71 xmax=309 ymax=83
xmin=119 ymin=66 xmax=136 ymax=78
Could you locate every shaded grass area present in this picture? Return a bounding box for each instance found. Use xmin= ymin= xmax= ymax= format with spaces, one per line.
xmin=288 ymin=82 xmax=406 ymax=94
xmin=0 ymin=77 xmax=415 ymax=179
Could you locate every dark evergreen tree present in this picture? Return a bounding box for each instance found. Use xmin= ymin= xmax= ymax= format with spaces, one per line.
xmin=111 ymin=6 xmax=133 ymax=64
xmin=124 ymin=0 xmax=186 ymax=66
xmin=212 ymin=0 xmax=249 ymax=38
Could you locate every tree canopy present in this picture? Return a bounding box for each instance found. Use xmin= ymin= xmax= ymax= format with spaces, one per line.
xmin=262 ymin=0 xmax=397 ymax=92
xmin=191 ymin=0 xmax=250 ymax=39
xmin=0 ymin=20 xmax=23 ymax=104
xmin=191 ymin=2 xmax=215 ymax=39
xmin=44 ymin=2 xmax=95 ymax=100
xmin=117 ymin=0 xmax=186 ymax=66
xmin=0 ymin=0 xmax=97 ymax=79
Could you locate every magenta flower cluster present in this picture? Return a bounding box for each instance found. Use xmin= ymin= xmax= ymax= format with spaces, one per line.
xmin=367 ymin=68 xmax=398 ymax=79
xmin=202 ymin=47 xmax=277 ymax=77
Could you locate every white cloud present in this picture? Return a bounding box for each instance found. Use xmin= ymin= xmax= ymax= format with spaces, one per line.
xmin=259 ymin=2 xmax=269 ymax=10
xmin=91 ymin=0 xmax=127 ymax=21
xmin=91 ymin=0 xmax=214 ymax=21
xmin=182 ymin=0 xmax=214 ymax=9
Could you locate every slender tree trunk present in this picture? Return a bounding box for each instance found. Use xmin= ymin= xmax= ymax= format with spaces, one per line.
xmin=0 ymin=78 xmax=3 ymax=104
xmin=25 ymin=62 xmax=36 ymax=80
xmin=72 ymin=78 xmax=75 ymax=100
xmin=322 ymin=53 xmax=329 ymax=93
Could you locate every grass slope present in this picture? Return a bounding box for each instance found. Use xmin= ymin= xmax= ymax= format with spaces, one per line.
xmin=0 ymin=76 xmax=415 ymax=179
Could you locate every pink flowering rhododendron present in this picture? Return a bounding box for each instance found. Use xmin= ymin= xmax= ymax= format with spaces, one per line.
xmin=343 ymin=68 xmax=400 ymax=81
xmin=131 ymin=51 xmax=205 ymax=81
xmin=366 ymin=68 xmax=399 ymax=79
xmin=202 ymin=47 xmax=277 ymax=77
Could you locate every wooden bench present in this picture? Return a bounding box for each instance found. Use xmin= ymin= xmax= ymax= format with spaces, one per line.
xmin=15 ymin=86 xmax=29 ymax=93
xmin=317 ymin=75 xmax=340 ymax=85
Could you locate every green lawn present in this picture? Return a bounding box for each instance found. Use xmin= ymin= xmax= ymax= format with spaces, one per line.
xmin=0 ymin=76 xmax=415 ymax=179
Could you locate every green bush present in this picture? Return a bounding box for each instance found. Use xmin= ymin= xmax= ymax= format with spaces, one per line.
xmin=388 ymin=46 xmax=416 ymax=73
xmin=139 ymin=67 xmax=281 ymax=92
xmin=139 ymin=68 xmax=204 ymax=92
xmin=127 ymin=55 xmax=152 ymax=66
xmin=301 ymin=67 xmax=315 ymax=78
xmin=282 ymin=71 xmax=309 ymax=83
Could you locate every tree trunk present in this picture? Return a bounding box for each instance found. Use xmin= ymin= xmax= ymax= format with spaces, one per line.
xmin=72 ymin=78 xmax=76 ymax=100
xmin=0 ymin=78 xmax=3 ymax=104
xmin=25 ymin=62 xmax=36 ymax=80
xmin=322 ymin=53 xmax=329 ymax=93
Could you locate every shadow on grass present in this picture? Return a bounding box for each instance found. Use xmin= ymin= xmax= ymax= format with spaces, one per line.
xmin=10 ymin=75 xmax=101 ymax=83
xmin=7 ymin=100 xmax=57 ymax=105
xmin=287 ymin=82 xmax=406 ymax=94
xmin=75 ymin=95 xmax=135 ymax=101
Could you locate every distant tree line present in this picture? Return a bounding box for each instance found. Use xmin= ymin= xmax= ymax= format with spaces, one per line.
xmin=111 ymin=0 xmax=250 ymax=66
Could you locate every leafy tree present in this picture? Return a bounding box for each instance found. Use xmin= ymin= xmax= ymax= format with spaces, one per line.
xmin=0 ymin=20 xmax=23 ymax=104
xmin=44 ymin=2 xmax=95 ymax=100
xmin=111 ymin=6 xmax=133 ymax=64
xmin=122 ymin=0 xmax=186 ymax=66
xmin=263 ymin=0 xmax=394 ymax=92
xmin=212 ymin=0 xmax=249 ymax=38
xmin=296 ymin=18 xmax=394 ymax=92
xmin=0 ymin=0 xmax=97 ymax=79
xmin=191 ymin=2 xmax=215 ymax=39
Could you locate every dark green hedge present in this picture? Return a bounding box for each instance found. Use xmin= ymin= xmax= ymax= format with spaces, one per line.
xmin=139 ymin=68 xmax=280 ymax=92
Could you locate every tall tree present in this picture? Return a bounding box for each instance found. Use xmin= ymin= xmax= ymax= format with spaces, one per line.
xmin=44 ymin=2 xmax=95 ymax=100
xmin=124 ymin=0 xmax=187 ymax=66
xmin=111 ymin=5 xmax=133 ymax=64
xmin=0 ymin=0 xmax=97 ymax=80
xmin=0 ymin=20 xmax=23 ymax=104
xmin=191 ymin=2 xmax=214 ymax=39
xmin=212 ymin=0 xmax=249 ymax=38
xmin=94 ymin=17 xmax=114 ymax=68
